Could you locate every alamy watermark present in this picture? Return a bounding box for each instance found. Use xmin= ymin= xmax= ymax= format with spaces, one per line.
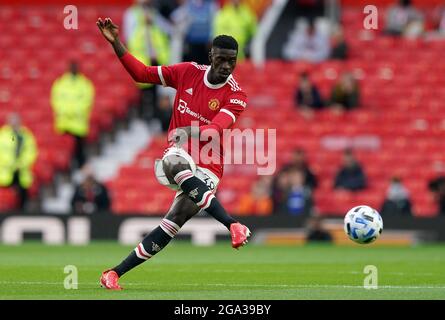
xmin=172 ymin=121 xmax=277 ymax=175
xmin=363 ymin=5 xmax=378 ymax=30
xmin=64 ymin=5 xmax=78 ymax=30
xmin=363 ymin=265 xmax=378 ymax=289
xmin=64 ymin=265 xmax=78 ymax=289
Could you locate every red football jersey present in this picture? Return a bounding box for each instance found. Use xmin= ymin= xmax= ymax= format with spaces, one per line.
xmin=157 ymin=62 xmax=248 ymax=179
xmin=119 ymin=54 xmax=248 ymax=178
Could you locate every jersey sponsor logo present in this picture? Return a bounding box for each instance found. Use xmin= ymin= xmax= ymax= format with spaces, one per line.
xmin=208 ymin=98 xmax=220 ymax=111
xmin=230 ymin=98 xmax=247 ymax=108
xmin=177 ymin=99 xmax=211 ymax=124
xmin=185 ymin=88 xmax=193 ymax=95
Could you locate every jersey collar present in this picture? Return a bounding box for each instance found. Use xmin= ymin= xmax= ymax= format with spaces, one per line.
xmin=204 ymin=67 xmax=232 ymax=89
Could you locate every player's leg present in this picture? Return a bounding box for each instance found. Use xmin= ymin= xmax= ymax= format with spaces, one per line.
xmin=163 ymin=154 xmax=235 ymax=229
xmin=100 ymin=193 xmax=200 ymax=290
xmin=163 ymin=154 xmax=250 ymax=248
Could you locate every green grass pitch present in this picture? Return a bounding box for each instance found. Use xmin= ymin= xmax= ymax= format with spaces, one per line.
xmin=0 ymin=242 xmax=444 ymax=299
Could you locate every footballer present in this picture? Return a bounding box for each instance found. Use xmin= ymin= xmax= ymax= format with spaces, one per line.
xmin=96 ymin=17 xmax=251 ymax=290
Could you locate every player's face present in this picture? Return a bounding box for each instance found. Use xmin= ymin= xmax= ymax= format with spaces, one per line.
xmin=209 ymin=47 xmax=237 ymax=83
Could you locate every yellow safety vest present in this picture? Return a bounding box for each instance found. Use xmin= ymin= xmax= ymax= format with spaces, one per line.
xmin=50 ymin=72 xmax=94 ymax=137
xmin=128 ymin=23 xmax=170 ymax=88
xmin=214 ymin=4 xmax=257 ymax=59
xmin=0 ymin=125 xmax=38 ymax=188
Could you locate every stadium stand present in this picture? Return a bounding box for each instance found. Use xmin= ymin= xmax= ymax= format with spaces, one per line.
xmin=108 ymin=6 xmax=442 ymax=217
xmin=0 ymin=3 xmax=443 ymax=217
xmin=0 ymin=5 xmax=137 ymax=211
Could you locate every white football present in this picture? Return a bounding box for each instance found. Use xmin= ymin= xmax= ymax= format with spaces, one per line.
xmin=344 ymin=205 xmax=383 ymax=244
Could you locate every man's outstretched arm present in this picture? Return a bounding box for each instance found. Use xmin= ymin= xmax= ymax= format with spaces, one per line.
xmin=96 ymin=17 xmax=163 ymax=84
xmin=96 ymin=17 xmax=127 ymax=57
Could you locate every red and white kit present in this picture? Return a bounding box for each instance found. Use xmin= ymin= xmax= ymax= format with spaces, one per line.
xmin=120 ymin=53 xmax=248 ymax=186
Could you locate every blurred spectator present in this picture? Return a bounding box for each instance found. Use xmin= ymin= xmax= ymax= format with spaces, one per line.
xmin=330 ymin=26 xmax=348 ymax=60
xmin=127 ymin=8 xmax=170 ymax=122
xmin=238 ymin=176 xmax=273 ymax=215
xmin=71 ymin=165 xmax=111 ymax=214
xmin=305 ymin=215 xmax=333 ymax=243
xmin=330 ymin=72 xmax=359 ymax=113
xmin=380 ymin=177 xmax=413 ymax=216
xmin=428 ymin=162 xmax=445 ymax=216
xmin=271 ymin=168 xmax=291 ymax=213
xmin=123 ymin=0 xmax=172 ymax=44
xmin=433 ymin=5 xmax=445 ymax=33
xmin=171 ymin=0 xmax=217 ymax=64
xmin=214 ymin=0 xmax=257 ymax=59
xmin=0 ymin=113 xmax=37 ymax=210
xmin=293 ymin=0 xmax=325 ymax=22
xmin=154 ymin=0 xmax=179 ymax=20
xmin=334 ymin=149 xmax=367 ymax=191
xmin=281 ymin=148 xmax=318 ymax=190
xmin=283 ymin=19 xmax=330 ymax=62
xmin=385 ymin=0 xmax=424 ymax=38
xmin=51 ymin=61 xmax=94 ymax=169
xmin=286 ymin=168 xmax=313 ymax=216
xmin=425 ymin=5 xmax=445 ymax=40
xmin=156 ymin=86 xmax=175 ymax=132
xmin=295 ymin=72 xmax=324 ymax=119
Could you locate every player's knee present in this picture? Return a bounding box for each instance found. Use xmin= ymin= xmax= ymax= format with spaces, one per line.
xmin=162 ymin=155 xmax=192 ymax=182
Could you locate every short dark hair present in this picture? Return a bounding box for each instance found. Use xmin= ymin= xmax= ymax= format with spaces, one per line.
xmin=212 ymin=35 xmax=238 ymax=52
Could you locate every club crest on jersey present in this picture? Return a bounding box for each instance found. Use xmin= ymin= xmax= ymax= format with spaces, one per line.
xmin=208 ymin=98 xmax=220 ymax=111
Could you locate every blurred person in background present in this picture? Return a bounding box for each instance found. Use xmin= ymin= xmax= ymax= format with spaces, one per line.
xmin=330 ymin=25 xmax=348 ymax=60
xmin=71 ymin=164 xmax=111 ymax=214
xmin=329 ymin=72 xmax=359 ymax=114
xmin=334 ymin=149 xmax=367 ymax=191
xmin=272 ymin=168 xmax=291 ymax=213
xmin=428 ymin=162 xmax=445 ymax=216
xmin=380 ymin=176 xmax=413 ymax=216
xmin=238 ymin=176 xmax=273 ymax=215
xmin=385 ymin=0 xmax=424 ymax=38
xmin=122 ymin=0 xmax=172 ymax=44
xmin=283 ymin=19 xmax=330 ymax=63
xmin=154 ymin=0 xmax=179 ymax=20
xmin=294 ymin=72 xmax=324 ymax=119
xmin=433 ymin=5 xmax=445 ymax=34
xmin=0 ymin=113 xmax=37 ymax=210
xmin=425 ymin=5 xmax=445 ymax=40
xmin=305 ymin=215 xmax=333 ymax=243
xmin=285 ymin=168 xmax=314 ymax=216
xmin=293 ymin=0 xmax=325 ymax=22
xmin=281 ymin=148 xmax=318 ymax=190
xmin=214 ymin=0 xmax=257 ymax=59
xmin=156 ymin=86 xmax=174 ymax=132
xmin=171 ymin=0 xmax=217 ymax=64
xmin=51 ymin=61 xmax=94 ymax=169
xmin=127 ymin=9 xmax=170 ymax=123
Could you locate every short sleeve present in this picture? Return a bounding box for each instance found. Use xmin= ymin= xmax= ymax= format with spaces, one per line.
xmin=219 ymin=91 xmax=248 ymax=125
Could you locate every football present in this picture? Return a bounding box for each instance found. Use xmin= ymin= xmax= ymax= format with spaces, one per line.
xmin=344 ymin=205 xmax=383 ymax=244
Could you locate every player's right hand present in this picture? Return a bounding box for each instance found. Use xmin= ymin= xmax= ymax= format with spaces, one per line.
xmin=96 ymin=17 xmax=119 ymax=43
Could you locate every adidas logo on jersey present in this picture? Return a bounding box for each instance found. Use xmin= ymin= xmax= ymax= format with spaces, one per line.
xmin=185 ymin=88 xmax=193 ymax=95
